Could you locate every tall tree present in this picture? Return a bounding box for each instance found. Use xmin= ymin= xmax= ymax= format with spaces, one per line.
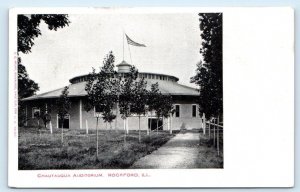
xmin=18 ymin=14 xmax=70 ymax=54
xmin=56 ymin=86 xmax=71 ymax=144
xmin=85 ymin=52 xmax=117 ymax=158
xmin=191 ymin=13 xmax=223 ymax=119
xmin=18 ymin=60 xmax=40 ymax=126
xmin=131 ymin=77 xmax=148 ymax=143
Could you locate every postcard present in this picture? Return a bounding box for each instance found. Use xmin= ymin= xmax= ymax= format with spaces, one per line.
xmin=8 ymin=7 xmax=294 ymax=188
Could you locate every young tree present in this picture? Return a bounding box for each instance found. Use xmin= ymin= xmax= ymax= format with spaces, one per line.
xmin=131 ymin=77 xmax=148 ymax=143
xmin=56 ymin=86 xmax=71 ymax=144
xmin=102 ymin=111 xmax=116 ymax=131
xmin=147 ymin=83 xmax=160 ymax=136
xmin=154 ymin=94 xmax=164 ymax=134
xmin=190 ymin=13 xmax=223 ymax=120
xmin=119 ymin=66 xmax=138 ymax=139
xmin=160 ymin=95 xmax=174 ymax=134
xmin=85 ymin=52 xmax=117 ymax=158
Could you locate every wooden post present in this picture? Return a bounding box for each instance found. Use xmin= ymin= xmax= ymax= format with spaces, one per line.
xmin=170 ymin=114 xmax=172 ymax=134
xmin=96 ymin=117 xmax=99 ymax=158
xmin=86 ymin=119 xmax=89 ymax=134
xmin=203 ymin=113 xmax=206 ymax=135
xmin=50 ymin=121 xmax=53 ymax=134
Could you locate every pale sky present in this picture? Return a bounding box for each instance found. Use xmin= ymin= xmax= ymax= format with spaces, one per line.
xmin=20 ymin=13 xmax=202 ymax=94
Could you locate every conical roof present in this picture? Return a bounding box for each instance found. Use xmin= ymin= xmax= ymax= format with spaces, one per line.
xmin=116 ymin=60 xmax=131 ymax=67
xmin=116 ymin=60 xmax=131 ymax=73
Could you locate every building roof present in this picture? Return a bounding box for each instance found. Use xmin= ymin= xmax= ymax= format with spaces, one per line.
xmin=116 ymin=60 xmax=131 ymax=67
xmin=22 ymin=78 xmax=199 ymax=101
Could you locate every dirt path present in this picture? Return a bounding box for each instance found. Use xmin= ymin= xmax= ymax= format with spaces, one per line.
xmin=131 ymin=131 xmax=200 ymax=169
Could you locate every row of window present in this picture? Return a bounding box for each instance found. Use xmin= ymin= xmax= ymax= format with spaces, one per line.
xmin=31 ymin=104 xmax=198 ymax=118
xmin=72 ymin=74 xmax=177 ymax=84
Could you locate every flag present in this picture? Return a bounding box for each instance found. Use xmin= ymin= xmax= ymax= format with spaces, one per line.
xmin=125 ymin=34 xmax=146 ymax=47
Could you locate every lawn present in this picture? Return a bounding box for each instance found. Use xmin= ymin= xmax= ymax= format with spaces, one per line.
xmin=18 ymin=127 xmax=177 ymax=170
xmin=196 ymin=131 xmax=223 ymax=168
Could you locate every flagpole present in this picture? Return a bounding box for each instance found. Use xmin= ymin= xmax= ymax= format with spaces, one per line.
xmin=122 ymin=31 xmax=124 ymax=61
xmin=127 ymin=39 xmax=133 ymax=65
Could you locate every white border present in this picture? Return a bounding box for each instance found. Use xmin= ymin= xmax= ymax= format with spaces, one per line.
xmin=8 ymin=7 xmax=294 ymax=188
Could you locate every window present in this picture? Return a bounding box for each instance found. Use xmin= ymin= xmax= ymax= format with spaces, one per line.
xmin=32 ymin=107 xmax=40 ymax=118
xmin=175 ymin=105 xmax=180 ymax=117
xmin=192 ymin=105 xmax=197 ymax=117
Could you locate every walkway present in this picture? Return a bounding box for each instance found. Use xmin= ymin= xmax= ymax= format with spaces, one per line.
xmin=131 ymin=131 xmax=200 ymax=169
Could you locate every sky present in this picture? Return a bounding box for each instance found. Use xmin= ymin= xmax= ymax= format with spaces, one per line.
xmin=20 ymin=12 xmax=202 ymax=94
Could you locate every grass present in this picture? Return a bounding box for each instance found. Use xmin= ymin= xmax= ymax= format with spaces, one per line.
xmin=196 ymin=131 xmax=223 ymax=168
xmin=18 ymin=127 xmax=177 ymax=170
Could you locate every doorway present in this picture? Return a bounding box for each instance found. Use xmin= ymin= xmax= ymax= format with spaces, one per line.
xmin=58 ymin=114 xmax=70 ymax=129
xmin=148 ymin=118 xmax=163 ymax=131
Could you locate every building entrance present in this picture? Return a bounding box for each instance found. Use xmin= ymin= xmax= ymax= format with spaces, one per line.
xmin=58 ymin=114 xmax=70 ymax=129
xmin=148 ymin=118 xmax=163 ymax=131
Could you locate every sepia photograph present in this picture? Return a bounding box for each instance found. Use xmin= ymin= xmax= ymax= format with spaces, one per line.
xmin=16 ymin=11 xmax=224 ymax=170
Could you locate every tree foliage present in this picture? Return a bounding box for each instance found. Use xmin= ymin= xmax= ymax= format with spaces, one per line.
xmin=130 ymin=77 xmax=148 ymax=116
xmin=191 ymin=13 xmax=223 ymax=119
xmin=160 ymin=95 xmax=174 ymax=119
xmin=18 ymin=61 xmax=39 ymax=99
xmin=118 ymin=66 xmax=139 ymax=120
xmin=18 ymin=14 xmax=70 ymax=126
xmin=56 ymin=86 xmax=71 ymax=122
xmin=130 ymin=77 xmax=148 ymax=142
xmin=18 ymin=14 xmax=70 ymax=54
xmin=84 ymin=52 xmax=118 ymax=119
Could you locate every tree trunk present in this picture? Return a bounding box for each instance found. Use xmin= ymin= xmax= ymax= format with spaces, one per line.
xmin=38 ymin=120 xmax=41 ymax=138
xmin=149 ymin=117 xmax=152 ymax=138
xmin=217 ymin=115 xmax=220 ymax=156
xmin=61 ymin=120 xmax=63 ymax=144
xmin=146 ymin=115 xmax=149 ymax=136
xmin=123 ymin=118 xmax=127 ymax=144
xmin=170 ymin=114 xmax=172 ymax=134
xmin=96 ymin=117 xmax=99 ymax=159
xmin=115 ymin=103 xmax=118 ymax=130
xmin=208 ymin=123 xmax=211 ymax=138
xmin=126 ymin=118 xmax=129 ymax=134
xmin=156 ymin=118 xmax=159 ymax=135
xmin=138 ymin=116 xmax=141 ymax=143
